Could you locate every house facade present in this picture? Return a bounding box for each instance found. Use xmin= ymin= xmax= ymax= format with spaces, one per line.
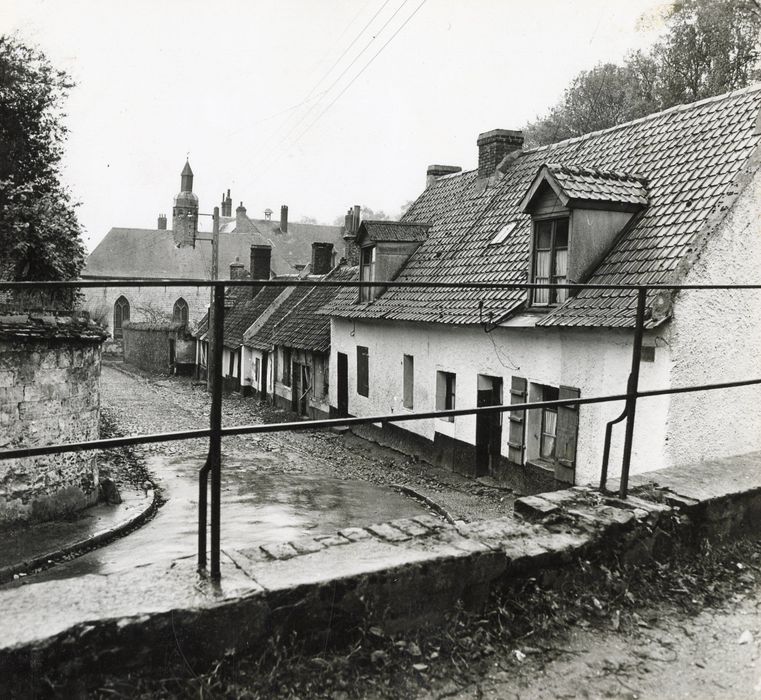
xmin=323 ymin=86 xmax=761 ymax=490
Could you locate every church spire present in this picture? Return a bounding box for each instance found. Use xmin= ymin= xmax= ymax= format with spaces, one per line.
xmin=180 ymin=160 xmax=194 ymax=193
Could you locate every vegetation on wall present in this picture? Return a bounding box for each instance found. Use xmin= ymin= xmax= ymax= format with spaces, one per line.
xmin=0 ymin=35 xmax=85 ymax=294
xmin=525 ymin=0 xmax=761 ymax=147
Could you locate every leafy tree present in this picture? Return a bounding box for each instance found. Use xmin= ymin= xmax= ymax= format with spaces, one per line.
xmin=0 ymin=35 xmax=85 ymax=301
xmin=525 ymin=0 xmax=761 ymax=147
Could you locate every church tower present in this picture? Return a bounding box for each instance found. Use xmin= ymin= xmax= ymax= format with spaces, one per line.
xmin=172 ymin=160 xmax=199 ymax=247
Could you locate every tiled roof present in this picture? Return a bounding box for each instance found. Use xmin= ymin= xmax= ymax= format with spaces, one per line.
xmin=541 ymin=163 xmax=648 ymax=207
xmin=221 ymin=285 xmax=285 ymax=349
xmin=270 ymin=266 xmax=357 ymax=353
xmin=83 ymin=219 xmax=343 ymax=280
xmin=243 ymin=285 xmax=312 ymax=351
xmin=324 ymin=85 xmax=761 ymax=327
xmin=360 ymin=220 xmax=430 ymax=243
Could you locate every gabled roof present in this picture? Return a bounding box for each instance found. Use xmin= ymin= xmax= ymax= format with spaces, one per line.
xmin=323 ymin=85 xmax=761 ymax=328
xmin=243 ymin=285 xmax=312 ymax=351
xmin=84 ymin=220 xmax=343 ymax=280
xmin=521 ymin=163 xmax=648 ymax=212
xmin=270 ymin=266 xmax=357 ymax=353
xmin=358 ymin=220 xmax=430 ymax=243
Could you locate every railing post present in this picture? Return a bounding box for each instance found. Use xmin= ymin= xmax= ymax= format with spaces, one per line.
xmin=208 ymin=281 xmax=224 ymax=580
xmin=619 ymin=287 xmax=647 ymax=498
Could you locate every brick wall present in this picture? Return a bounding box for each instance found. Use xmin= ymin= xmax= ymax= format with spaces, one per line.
xmin=0 ymin=313 xmax=107 ymax=525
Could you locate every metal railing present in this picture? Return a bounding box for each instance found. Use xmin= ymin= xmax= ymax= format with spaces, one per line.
xmin=1 ymin=277 xmax=760 ymax=580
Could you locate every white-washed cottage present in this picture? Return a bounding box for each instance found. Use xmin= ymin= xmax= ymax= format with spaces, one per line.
xmin=321 ymin=86 xmax=761 ymax=491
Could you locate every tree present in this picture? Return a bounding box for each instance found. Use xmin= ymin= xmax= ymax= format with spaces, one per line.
xmin=0 ymin=35 xmax=85 ymax=302
xmin=525 ymin=0 xmax=761 ymax=147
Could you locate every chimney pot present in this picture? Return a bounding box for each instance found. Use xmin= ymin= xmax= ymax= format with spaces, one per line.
xmin=236 ymin=201 xmax=247 ymax=231
xmin=477 ymin=129 xmax=523 ymax=179
xmin=229 ymin=256 xmax=247 ymax=280
xmin=280 ymin=205 xmax=288 ymax=233
xmin=157 ymin=213 xmax=167 ymax=230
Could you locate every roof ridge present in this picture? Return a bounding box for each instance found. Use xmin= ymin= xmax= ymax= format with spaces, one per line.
xmin=547 ymin=162 xmax=648 ymax=183
xmin=525 ymin=82 xmax=761 ymax=156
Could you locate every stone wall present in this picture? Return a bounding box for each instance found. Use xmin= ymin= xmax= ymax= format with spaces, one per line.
xmin=0 ymin=312 xmax=107 ymax=525
xmin=122 ymin=322 xmax=195 ymax=375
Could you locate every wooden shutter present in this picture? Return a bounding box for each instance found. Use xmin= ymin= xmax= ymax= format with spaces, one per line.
xmin=555 ymin=385 xmax=580 ymax=483
xmin=356 ymin=346 xmax=369 ymax=397
xmin=507 ymin=376 xmax=527 ymax=464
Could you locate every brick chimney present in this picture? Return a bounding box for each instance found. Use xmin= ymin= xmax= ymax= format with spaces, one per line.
xmin=250 ymin=245 xmax=271 ymax=281
xmin=229 ymin=256 xmax=247 ymax=280
xmin=426 ymin=164 xmax=462 ymax=188
xmin=157 ymin=214 xmax=167 ymax=230
xmin=280 ymin=205 xmax=288 ymax=234
xmin=311 ymin=242 xmax=334 ymax=275
xmin=477 ymin=129 xmax=524 ymax=179
xmin=221 ymin=189 xmax=232 ymax=217
xmin=342 ymin=205 xmax=361 ymax=265
xmin=236 ymin=202 xmax=247 ymax=231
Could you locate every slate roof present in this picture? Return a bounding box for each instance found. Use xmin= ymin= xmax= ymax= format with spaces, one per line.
xmin=324 ymin=85 xmax=761 ymax=328
xmin=359 ymin=221 xmax=430 ymax=243
xmin=84 ymin=219 xmax=343 ymax=280
xmin=538 ymin=163 xmax=649 ymax=207
xmin=270 ymin=266 xmax=357 ymax=353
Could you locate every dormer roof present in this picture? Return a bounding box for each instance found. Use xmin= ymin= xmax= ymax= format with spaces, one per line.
xmin=520 ymin=163 xmax=648 ymax=213
xmin=357 ymin=220 xmax=431 ymax=244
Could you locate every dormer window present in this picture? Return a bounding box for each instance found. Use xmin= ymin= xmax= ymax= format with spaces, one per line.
xmin=359 ymin=245 xmax=376 ymax=302
xmin=520 ymin=163 xmax=649 ymax=308
xmin=533 ymin=218 xmax=568 ymax=306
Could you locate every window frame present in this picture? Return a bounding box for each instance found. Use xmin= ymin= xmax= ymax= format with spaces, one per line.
xmin=173 ymin=297 xmax=189 ymax=324
xmin=402 ymin=354 xmax=414 ymax=409
xmin=359 ymin=245 xmax=376 ymax=302
xmin=531 ymin=216 xmax=569 ymax=307
xmin=539 ymin=385 xmax=559 ymax=460
xmin=436 ymin=370 xmax=456 ymax=422
xmin=113 ymin=295 xmax=130 ymax=339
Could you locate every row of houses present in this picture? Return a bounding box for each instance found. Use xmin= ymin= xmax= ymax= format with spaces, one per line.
xmin=85 ymin=85 xmax=761 ymax=493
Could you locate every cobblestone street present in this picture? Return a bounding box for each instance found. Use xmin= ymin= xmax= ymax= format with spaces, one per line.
xmin=103 ymin=361 xmax=514 ymax=522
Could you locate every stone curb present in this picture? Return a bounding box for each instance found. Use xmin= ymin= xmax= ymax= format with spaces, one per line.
xmin=0 ymin=489 xmax=159 ymax=585
xmin=391 ymin=482 xmax=456 ymax=524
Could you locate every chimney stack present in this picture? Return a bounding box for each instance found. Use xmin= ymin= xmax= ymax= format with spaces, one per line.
xmin=426 ymin=164 xmax=462 ymax=188
xmin=157 ymin=214 xmax=167 ymax=230
xmin=229 ymin=256 xmax=247 ymax=280
xmin=221 ymin=189 xmax=232 ymax=217
xmin=280 ymin=205 xmax=288 ymax=233
xmin=236 ymin=201 xmax=247 ymax=231
xmin=311 ymin=242 xmax=334 ymax=275
xmin=342 ymin=205 xmax=361 ymax=265
xmin=250 ymin=244 xmax=272 ymax=282
xmin=477 ymin=129 xmax=524 ymax=179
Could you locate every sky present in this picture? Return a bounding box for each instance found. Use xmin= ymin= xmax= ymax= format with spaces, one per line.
xmin=4 ymin=0 xmax=671 ymax=252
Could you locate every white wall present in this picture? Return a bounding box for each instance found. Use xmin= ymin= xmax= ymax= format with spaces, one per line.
xmin=330 ymin=317 xmax=671 ymax=485
xmin=666 ymin=156 xmax=761 ymax=465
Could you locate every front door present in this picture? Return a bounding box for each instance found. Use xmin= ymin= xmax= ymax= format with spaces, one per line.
xmin=476 ymin=376 xmax=503 ymax=476
xmin=337 ymin=352 xmax=348 ymax=417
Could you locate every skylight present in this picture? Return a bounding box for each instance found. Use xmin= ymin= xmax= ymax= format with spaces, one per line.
xmin=490 ymin=222 xmax=516 ymax=245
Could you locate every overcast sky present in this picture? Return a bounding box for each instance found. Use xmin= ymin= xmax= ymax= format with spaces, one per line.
xmin=5 ymin=0 xmax=670 ymax=252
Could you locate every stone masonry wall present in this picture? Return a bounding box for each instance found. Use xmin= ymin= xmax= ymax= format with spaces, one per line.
xmin=0 ymin=313 xmax=107 ymax=526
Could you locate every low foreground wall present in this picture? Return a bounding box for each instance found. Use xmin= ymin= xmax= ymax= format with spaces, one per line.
xmin=2 ymin=457 xmax=760 ymax=693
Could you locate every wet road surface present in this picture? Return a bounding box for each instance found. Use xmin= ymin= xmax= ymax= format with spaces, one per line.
xmin=19 ymin=366 xmax=430 ymax=583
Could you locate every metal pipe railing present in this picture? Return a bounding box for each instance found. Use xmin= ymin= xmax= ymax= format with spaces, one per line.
xmin=3 ymin=276 xmax=761 ymax=578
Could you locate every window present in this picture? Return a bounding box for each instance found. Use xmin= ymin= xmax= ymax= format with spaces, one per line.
xmin=254 ymin=357 xmax=261 ymax=384
xmin=539 ymin=385 xmax=559 ymax=460
xmin=282 ymin=348 xmax=291 ymax=386
xmin=490 ymin=221 xmax=516 ymax=246
xmin=403 ymin=354 xmax=414 ymax=409
xmin=359 ymin=246 xmax=376 ymax=302
xmin=436 ymin=371 xmax=456 ymax=421
xmin=532 ymin=218 xmax=568 ymax=306
xmin=113 ymin=296 xmax=130 ymax=339
xmin=357 ymin=346 xmax=369 ymax=397
xmin=173 ymin=297 xmax=189 ymax=324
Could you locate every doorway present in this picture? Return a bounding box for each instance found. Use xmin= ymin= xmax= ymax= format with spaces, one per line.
xmin=476 ymin=375 xmax=503 ymax=476
xmin=337 ymin=352 xmax=348 ymax=417
xmin=261 ymin=351 xmax=269 ymax=401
